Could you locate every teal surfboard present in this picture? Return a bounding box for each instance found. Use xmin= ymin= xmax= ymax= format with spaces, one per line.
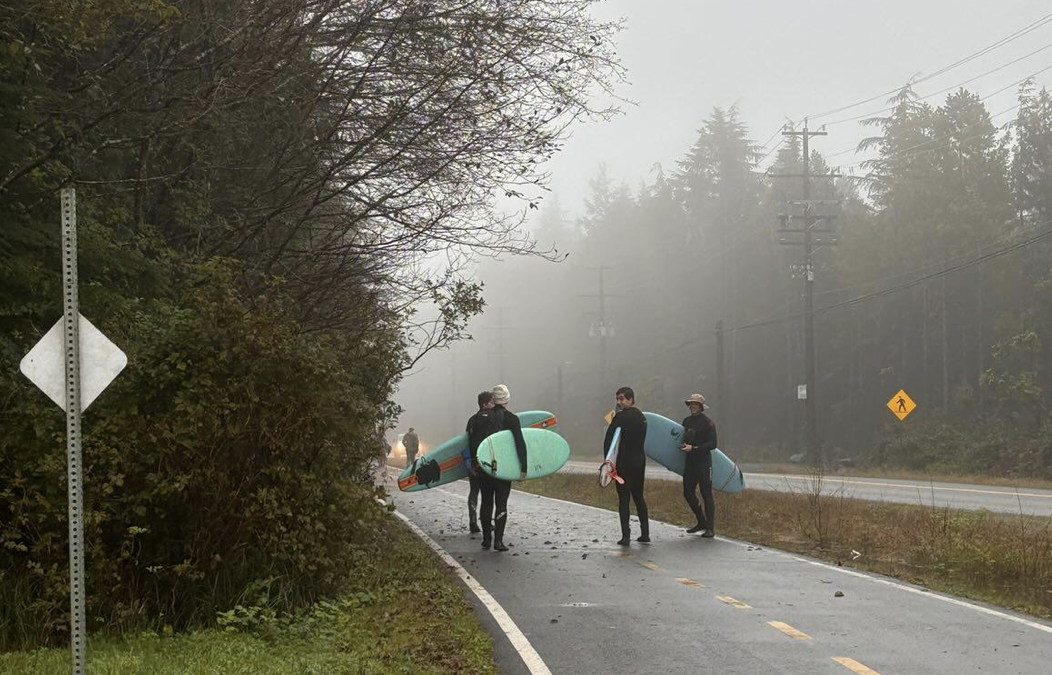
xmin=642 ymin=412 xmax=745 ymax=493
xmin=476 ymin=428 xmax=570 ymax=481
xmin=397 ymin=411 xmax=557 ymax=492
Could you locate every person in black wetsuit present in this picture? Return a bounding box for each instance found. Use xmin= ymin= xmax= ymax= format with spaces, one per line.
xmin=681 ymin=393 xmax=718 ymax=538
xmin=465 ymin=391 xmax=497 ymax=534
xmin=603 ymin=386 xmax=649 ymax=545
xmin=477 ymin=384 xmax=527 ymax=552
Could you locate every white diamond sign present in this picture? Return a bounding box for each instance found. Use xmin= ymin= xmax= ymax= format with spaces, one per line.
xmin=20 ymin=314 xmax=127 ymax=412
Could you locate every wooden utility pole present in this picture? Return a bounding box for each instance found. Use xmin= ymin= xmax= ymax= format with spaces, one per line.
xmin=777 ymin=120 xmax=838 ymax=465
xmin=581 ymin=266 xmax=616 ymax=388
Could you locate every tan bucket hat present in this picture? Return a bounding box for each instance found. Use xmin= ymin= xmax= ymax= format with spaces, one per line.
xmin=684 ymin=393 xmax=708 ymax=410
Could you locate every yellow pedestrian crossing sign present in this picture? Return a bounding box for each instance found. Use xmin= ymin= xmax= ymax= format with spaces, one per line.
xmin=604 ymin=409 xmax=615 ymax=425
xmin=887 ymin=389 xmax=916 ymax=421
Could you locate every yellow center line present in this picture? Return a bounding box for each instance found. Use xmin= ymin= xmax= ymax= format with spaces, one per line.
xmin=715 ymin=595 xmax=750 ymax=609
xmin=832 ymin=657 xmax=882 ymax=675
xmin=616 ymin=552 xmax=661 ymax=572
xmin=676 ymin=577 xmax=707 ymax=588
xmin=768 ymin=621 xmax=811 ymax=639
xmin=756 ymin=474 xmax=1052 ymax=500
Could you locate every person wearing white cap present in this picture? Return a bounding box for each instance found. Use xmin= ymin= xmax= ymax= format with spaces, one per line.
xmin=478 ymin=384 xmax=527 ymax=552
xmin=681 ymin=394 xmax=717 ymax=537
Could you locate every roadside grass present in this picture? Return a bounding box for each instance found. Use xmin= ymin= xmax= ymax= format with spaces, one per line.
xmin=517 ymin=472 xmax=1052 ymax=621
xmin=739 ymin=464 xmax=1052 ymax=491
xmin=561 ymin=455 xmax=1052 ymax=490
xmin=0 ymin=517 xmax=496 ymax=675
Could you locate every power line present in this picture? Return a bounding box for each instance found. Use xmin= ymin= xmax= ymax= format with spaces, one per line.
xmin=731 ymin=220 xmax=1052 ymax=333
xmin=757 ymin=123 xmax=795 ymax=166
xmin=824 ymin=58 xmax=1052 ymax=167
xmin=758 ymin=123 xmax=790 ymax=151
xmin=978 ymin=60 xmax=1052 ymax=101
xmin=806 ymin=10 xmax=1052 ymax=121
xmin=825 ymin=40 xmax=1052 ymax=128
xmin=811 ymin=227 xmax=1012 ymax=298
xmin=832 ymin=102 xmax=1020 ymax=171
xmin=757 ymin=12 xmax=1052 ymax=174
xmin=635 ymin=219 xmax=1052 ymax=362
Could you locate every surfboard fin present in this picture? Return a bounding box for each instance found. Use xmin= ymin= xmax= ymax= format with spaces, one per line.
xmin=599 ymin=460 xmax=624 ymax=487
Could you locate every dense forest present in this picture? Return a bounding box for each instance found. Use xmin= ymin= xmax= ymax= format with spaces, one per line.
xmin=479 ymin=84 xmax=1052 ymax=478
xmin=0 ymin=0 xmax=619 ymax=648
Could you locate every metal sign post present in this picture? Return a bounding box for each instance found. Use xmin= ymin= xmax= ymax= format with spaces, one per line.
xmin=61 ymin=187 xmax=87 ymax=675
xmin=20 ymin=188 xmax=127 ymax=674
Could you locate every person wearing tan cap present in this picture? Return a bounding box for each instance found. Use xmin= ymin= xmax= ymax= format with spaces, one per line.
xmin=681 ymin=394 xmax=718 ymax=538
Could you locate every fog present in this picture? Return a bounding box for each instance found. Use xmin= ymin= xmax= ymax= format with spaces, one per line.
xmin=393 ymin=2 xmax=1052 ymax=472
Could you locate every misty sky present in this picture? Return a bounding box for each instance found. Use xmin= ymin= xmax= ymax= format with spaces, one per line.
xmin=393 ymin=1 xmax=1052 ymax=442
xmin=545 ymin=0 xmax=1052 ymax=220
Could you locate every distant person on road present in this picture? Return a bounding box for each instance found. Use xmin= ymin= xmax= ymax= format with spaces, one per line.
xmin=465 ymin=391 xmax=499 ymax=534
xmin=403 ymin=427 xmax=420 ymax=466
xmin=603 ymin=386 xmax=650 ymax=545
xmin=478 ymin=384 xmax=527 ymax=552
xmin=681 ymin=393 xmax=717 ymax=538
xmin=376 ymin=431 xmax=391 ymax=478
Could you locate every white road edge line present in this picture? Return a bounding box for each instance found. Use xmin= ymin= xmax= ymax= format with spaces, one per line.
xmin=747 ymin=473 xmax=1052 ymax=500
xmin=496 ymin=479 xmax=1052 ymax=637
xmin=788 ymin=555 xmax=1052 ymax=636
xmin=387 ymin=503 xmax=554 ymax=675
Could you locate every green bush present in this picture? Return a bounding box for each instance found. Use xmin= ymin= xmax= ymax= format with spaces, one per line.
xmin=0 ymin=263 xmax=401 ymax=650
xmin=873 ymin=413 xmax=1052 ymax=479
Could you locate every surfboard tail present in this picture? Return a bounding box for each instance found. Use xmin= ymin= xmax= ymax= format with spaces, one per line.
xmin=528 ymin=415 xmax=558 ymax=429
xmin=599 ymin=460 xmax=624 ymax=487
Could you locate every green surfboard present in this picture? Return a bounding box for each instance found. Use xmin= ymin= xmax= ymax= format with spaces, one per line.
xmin=397 ymin=411 xmax=557 ymax=491
xmin=476 ymin=428 xmax=570 ymax=481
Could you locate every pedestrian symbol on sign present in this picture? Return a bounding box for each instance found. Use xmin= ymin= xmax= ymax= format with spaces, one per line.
xmin=886 ymin=389 xmax=916 ymax=421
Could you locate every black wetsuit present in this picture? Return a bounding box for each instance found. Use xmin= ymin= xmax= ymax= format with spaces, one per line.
xmin=603 ymin=407 xmax=649 ymax=540
xmin=467 ymin=473 xmax=481 ymax=530
xmin=682 ymin=412 xmax=718 ymax=531
xmin=467 ymin=410 xmax=503 ymax=532
xmin=474 ymin=406 xmax=526 ymax=546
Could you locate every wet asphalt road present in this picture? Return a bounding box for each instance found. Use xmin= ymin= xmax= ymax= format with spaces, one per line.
xmin=560 ymin=461 xmax=1052 ymax=518
xmin=385 ymin=469 xmax=1052 ymax=675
